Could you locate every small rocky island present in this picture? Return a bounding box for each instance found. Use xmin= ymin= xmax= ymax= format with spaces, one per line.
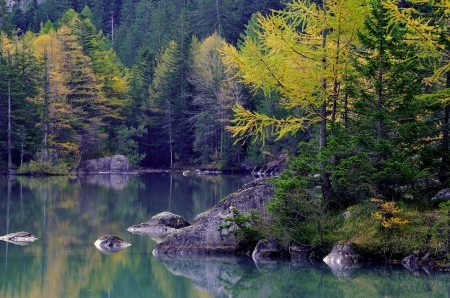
xmin=127 ymin=212 xmax=190 ymax=243
xmin=94 ymin=235 xmax=132 ymax=254
xmin=0 ymin=232 xmax=38 ymax=246
xmin=152 ymin=178 xmax=274 ymax=256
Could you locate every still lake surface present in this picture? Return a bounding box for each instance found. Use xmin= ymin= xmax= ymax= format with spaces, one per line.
xmin=0 ymin=173 xmax=449 ymax=298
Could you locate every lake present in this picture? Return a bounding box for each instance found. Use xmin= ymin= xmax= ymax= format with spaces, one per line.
xmin=0 ymin=173 xmax=449 ymax=297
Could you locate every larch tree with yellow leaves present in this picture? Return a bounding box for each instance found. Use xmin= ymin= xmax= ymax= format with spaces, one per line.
xmin=222 ymin=0 xmax=368 ymax=201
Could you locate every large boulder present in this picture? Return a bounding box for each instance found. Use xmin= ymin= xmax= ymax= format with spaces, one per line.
xmin=323 ymin=241 xmax=364 ymax=266
xmin=81 ymin=155 xmax=130 ymax=172
xmin=431 ymin=189 xmax=450 ymax=201
xmin=110 ymin=155 xmax=130 ymax=171
xmin=152 ymin=178 xmax=274 ymax=256
xmin=252 ymin=239 xmax=281 ymax=261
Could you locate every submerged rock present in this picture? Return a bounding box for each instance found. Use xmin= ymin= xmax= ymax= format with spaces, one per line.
xmin=127 ymin=212 xmax=190 ymax=243
xmin=323 ymin=241 xmax=364 ymax=266
xmin=0 ymin=231 xmax=38 ymax=246
xmin=153 ymin=178 xmax=274 ymax=256
xmin=94 ymin=235 xmax=131 ymax=254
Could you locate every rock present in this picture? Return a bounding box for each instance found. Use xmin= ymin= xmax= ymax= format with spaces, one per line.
xmin=152 ymin=178 xmax=274 ymax=256
xmin=290 ymin=243 xmax=313 ymax=262
xmin=7 ymin=169 xmax=17 ymax=176
xmin=252 ymin=239 xmax=281 ymax=261
xmin=251 ymin=155 xmax=287 ymax=177
xmin=127 ymin=212 xmax=190 ymax=243
xmin=110 ymin=155 xmax=130 ymax=171
xmin=401 ymin=254 xmax=420 ymax=271
xmin=94 ymin=235 xmax=131 ymax=254
xmin=80 ymin=155 xmax=130 ymax=173
xmin=148 ymin=212 xmax=191 ymax=229
xmin=0 ymin=231 xmax=38 ymax=246
xmin=431 ymin=189 xmax=450 ymax=201
xmin=323 ymin=241 xmax=364 ymax=266
xmin=343 ymin=210 xmax=351 ymax=219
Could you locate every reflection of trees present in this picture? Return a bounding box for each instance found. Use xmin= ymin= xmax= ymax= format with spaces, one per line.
xmin=155 ymin=255 xmax=450 ymax=298
xmin=0 ymin=175 xmax=215 ymax=297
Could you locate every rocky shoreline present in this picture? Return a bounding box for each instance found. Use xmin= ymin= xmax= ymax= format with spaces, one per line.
xmin=121 ymin=178 xmax=450 ymax=273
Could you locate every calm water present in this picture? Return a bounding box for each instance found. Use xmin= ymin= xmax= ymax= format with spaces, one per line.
xmin=0 ymin=173 xmax=449 ymax=298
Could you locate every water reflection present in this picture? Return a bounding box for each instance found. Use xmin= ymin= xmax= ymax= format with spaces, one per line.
xmin=79 ymin=173 xmax=131 ymax=190
xmin=0 ymin=174 xmax=448 ymax=297
xmin=154 ymin=255 xmax=450 ymax=297
xmin=0 ymin=173 xmax=252 ymax=297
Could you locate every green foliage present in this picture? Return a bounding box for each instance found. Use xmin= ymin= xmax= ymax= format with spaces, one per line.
xmin=431 ymin=201 xmax=450 ymax=259
xmin=218 ymin=207 xmax=265 ymax=249
xmin=267 ymin=158 xmax=333 ymax=246
xmin=113 ymin=125 xmax=147 ymax=168
xmin=17 ymin=160 xmax=68 ymax=175
xmin=336 ymin=201 xmax=433 ymax=259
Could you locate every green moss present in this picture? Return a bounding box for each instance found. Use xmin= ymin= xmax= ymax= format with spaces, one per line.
xmin=334 ymin=201 xmax=436 ymax=260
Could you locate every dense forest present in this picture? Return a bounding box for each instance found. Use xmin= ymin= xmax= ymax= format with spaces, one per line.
xmin=2 ymin=0 xmax=450 ymax=260
xmin=0 ymin=0 xmax=296 ymax=171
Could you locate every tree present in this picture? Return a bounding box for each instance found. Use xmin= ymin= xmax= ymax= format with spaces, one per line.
xmin=222 ymin=0 xmax=368 ymax=201
xmin=189 ymin=33 xmax=243 ymax=166
xmin=148 ymin=41 xmax=183 ymax=168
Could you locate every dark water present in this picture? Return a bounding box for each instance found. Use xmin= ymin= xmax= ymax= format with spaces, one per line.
xmin=0 ymin=174 xmax=449 ymax=298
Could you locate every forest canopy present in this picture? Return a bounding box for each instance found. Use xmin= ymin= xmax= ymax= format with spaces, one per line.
xmin=0 ymin=0 xmax=450 ymax=209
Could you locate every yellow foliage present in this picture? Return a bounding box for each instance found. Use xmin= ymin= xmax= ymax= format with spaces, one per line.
xmin=372 ymin=198 xmax=410 ymax=229
xmin=221 ymin=0 xmax=369 ymax=143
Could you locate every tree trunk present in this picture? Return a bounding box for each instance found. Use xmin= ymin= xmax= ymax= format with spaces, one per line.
xmin=215 ymin=0 xmax=221 ymax=36
xmin=439 ymin=71 xmax=450 ymax=182
xmin=7 ymin=74 xmax=12 ymax=171
xmin=320 ymin=23 xmax=333 ymax=202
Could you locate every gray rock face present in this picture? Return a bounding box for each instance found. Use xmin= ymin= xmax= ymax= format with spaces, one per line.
xmin=152 ymin=178 xmax=274 ymax=256
xmin=81 ymin=155 xmax=130 ymax=172
xmin=110 ymin=155 xmax=130 ymax=171
xmin=431 ymin=188 xmax=450 ymax=201
xmin=0 ymin=231 xmax=38 ymax=246
xmin=252 ymin=239 xmax=281 ymax=261
xmin=323 ymin=241 xmax=364 ymax=266
xmin=94 ymin=235 xmax=131 ymax=254
xmin=127 ymin=212 xmax=190 ymax=243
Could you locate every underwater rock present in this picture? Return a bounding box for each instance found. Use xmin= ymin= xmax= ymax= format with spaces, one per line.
xmin=0 ymin=231 xmax=38 ymax=246
xmin=94 ymin=235 xmax=131 ymax=254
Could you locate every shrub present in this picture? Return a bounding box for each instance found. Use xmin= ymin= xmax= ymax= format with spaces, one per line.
xmin=17 ymin=160 xmax=68 ymax=175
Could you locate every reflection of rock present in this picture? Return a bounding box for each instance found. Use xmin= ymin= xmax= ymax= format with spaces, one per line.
xmin=153 ymin=178 xmax=274 ymax=256
xmin=0 ymin=231 xmax=38 ymax=246
xmin=81 ymin=155 xmax=130 ymax=172
xmin=81 ymin=174 xmax=130 ymax=190
xmin=127 ymin=212 xmax=190 ymax=243
xmin=94 ymin=235 xmax=131 ymax=254
xmin=253 ymin=258 xmax=281 ymax=272
xmin=154 ymin=255 xmax=255 ymax=298
xmin=327 ymin=262 xmax=365 ymax=279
